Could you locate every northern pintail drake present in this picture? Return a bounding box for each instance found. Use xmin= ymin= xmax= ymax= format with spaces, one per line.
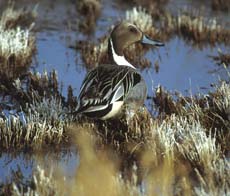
xmin=74 ymin=22 xmax=164 ymax=120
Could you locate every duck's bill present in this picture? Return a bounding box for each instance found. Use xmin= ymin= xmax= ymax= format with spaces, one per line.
xmin=141 ymin=35 xmax=164 ymax=47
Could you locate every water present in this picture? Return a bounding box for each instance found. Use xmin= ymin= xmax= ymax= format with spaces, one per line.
xmin=34 ymin=31 xmax=86 ymax=97
xmin=0 ymin=0 xmax=229 ymax=184
xmin=143 ymin=37 xmax=229 ymax=95
xmin=0 ymin=148 xmax=79 ymax=184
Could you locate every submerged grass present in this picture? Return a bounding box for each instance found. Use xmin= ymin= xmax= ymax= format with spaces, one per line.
xmin=209 ymin=49 xmax=230 ymax=67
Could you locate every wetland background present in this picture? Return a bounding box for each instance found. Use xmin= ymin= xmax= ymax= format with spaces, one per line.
xmin=0 ymin=0 xmax=229 ymax=195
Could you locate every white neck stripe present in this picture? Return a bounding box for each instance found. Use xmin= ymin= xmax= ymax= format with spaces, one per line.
xmin=110 ymin=39 xmax=135 ymax=69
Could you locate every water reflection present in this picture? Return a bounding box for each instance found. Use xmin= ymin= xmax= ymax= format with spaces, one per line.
xmin=34 ymin=31 xmax=86 ymax=98
xmin=0 ymin=148 xmax=79 ymax=184
xmin=0 ymin=153 xmax=33 ymax=184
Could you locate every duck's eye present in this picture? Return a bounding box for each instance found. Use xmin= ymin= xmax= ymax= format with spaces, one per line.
xmin=128 ymin=26 xmax=138 ymax=33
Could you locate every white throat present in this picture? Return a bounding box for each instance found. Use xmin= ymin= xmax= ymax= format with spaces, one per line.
xmin=110 ymin=39 xmax=135 ymax=69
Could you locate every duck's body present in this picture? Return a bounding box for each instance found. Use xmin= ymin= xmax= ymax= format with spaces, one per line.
xmin=77 ymin=64 xmax=146 ymax=119
xmin=74 ymin=22 xmax=164 ymax=120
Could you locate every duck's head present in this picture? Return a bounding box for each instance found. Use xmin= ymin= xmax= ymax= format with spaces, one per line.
xmin=108 ymin=22 xmax=164 ymax=68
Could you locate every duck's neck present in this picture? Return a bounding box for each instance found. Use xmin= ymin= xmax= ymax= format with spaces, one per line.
xmin=108 ymin=38 xmax=135 ymax=69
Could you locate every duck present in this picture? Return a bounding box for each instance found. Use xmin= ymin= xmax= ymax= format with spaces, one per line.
xmin=74 ymin=21 xmax=164 ymax=120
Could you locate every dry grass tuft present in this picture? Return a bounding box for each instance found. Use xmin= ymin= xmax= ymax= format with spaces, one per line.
xmin=76 ymin=0 xmax=102 ymax=34
xmin=211 ymin=0 xmax=230 ymax=12
xmin=78 ymin=37 xmax=108 ymax=69
xmin=0 ymin=6 xmax=36 ymax=78
xmin=0 ymin=68 xmax=77 ymax=151
xmin=0 ymin=96 xmax=69 ymax=150
xmin=71 ymin=128 xmax=119 ymax=196
xmin=0 ymin=26 xmax=36 ymax=78
xmin=0 ymin=5 xmax=37 ymax=30
xmin=128 ymin=6 xmax=230 ymax=46
xmin=8 ymin=127 xmax=141 ymax=196
xmin=126 ymin=7 xmax=153 ymax=33
xmin=175 ymin=10 xmax=230 ymax=45
xmin=0 ymin=70 xmax=61 ymax=110
xmin=11 ymin=165 xmax=64 ymax=196
xmin=123 ymin=0 xmax=169 ymax=20
xmin=152 ymin=80 xmax=230 ymax=154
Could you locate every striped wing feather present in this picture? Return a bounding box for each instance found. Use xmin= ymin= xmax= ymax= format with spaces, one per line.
xmin=77 ymin=64 xmax=141 ymax=114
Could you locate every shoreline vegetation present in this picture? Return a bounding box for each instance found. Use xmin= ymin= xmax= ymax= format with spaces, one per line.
xmin=0 ymin=1 xmax=229 ymax=195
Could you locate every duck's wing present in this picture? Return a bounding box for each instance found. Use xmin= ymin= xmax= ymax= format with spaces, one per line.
xmin=75 ymin=64 xmax=142 ymax=117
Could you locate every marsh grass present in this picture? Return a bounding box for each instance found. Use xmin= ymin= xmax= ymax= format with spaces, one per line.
xmin=126 ymin=7 xmax=153 ymax=33
xmin=79 ymin=37 xmax=108 ymax=69
xmin=8 ymin=103 xmax=230 ymax=195
xmin=211 ymin=0 xmax=229 ymax=12
xmin=153 ymin=81 xmax=230 ymax=154
xmin=0 ymin=95 xmax=69 ymax=151
xmin=0 ymin=69 xmax=76 ymax=151
xmin=0 ymin=6 xmax=70 ymax=151
xmin=0 ymin=70 xmax=61 ymax=110
xmin=133 ymin=6 xmax=230 ymax=45
xmin=175 ymin=10 xmax=230 ymax=46
xmin=76 ymin=0 xmax=101 ymax=34
xmin=8 ymin=80 xmax=230 ymax=195
xmin=0 ymin=5 xmax=37 ymax=30
xmin=1 ymin=60 xmax=229 ymax=196
xmin=0 ymin=6 xmax=36 ymax=78
xmin=0 ymin=26 xmax=36 ymax=78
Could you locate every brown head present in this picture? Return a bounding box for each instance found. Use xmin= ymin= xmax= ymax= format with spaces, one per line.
xmin=108 ymin=22 xmax=164 ymax=67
